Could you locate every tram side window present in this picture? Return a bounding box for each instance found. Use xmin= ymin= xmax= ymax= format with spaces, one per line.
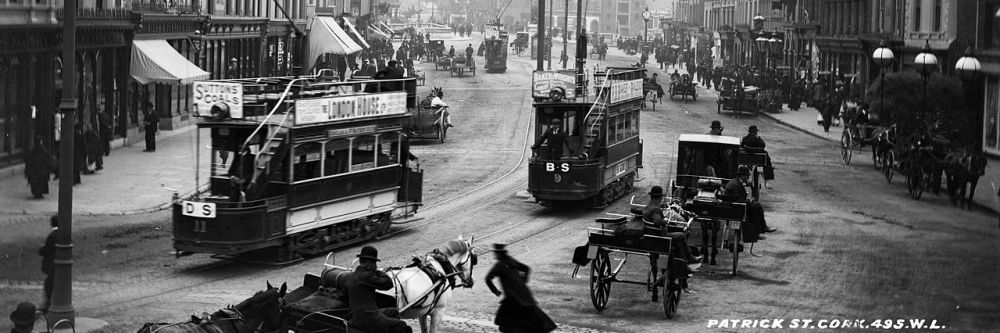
xmin=377 ymin=133 xmax=399 ymax=166
xmin=616 ymin=115 xmax=626 ymax=142
xmin=293 ymin=142 xmax=323 ymax=182
xmin=351 ymin=135 xmax=377 ymax=172
xmin=631 ymin=112 xmax=639 ymax=139
xmin=607 ymin=116 xmax=618 ymax=145
xmin=324 ymin=138 xmax=351 ymax=176
xmin=622 ymin=112 xmax=633 ymax=139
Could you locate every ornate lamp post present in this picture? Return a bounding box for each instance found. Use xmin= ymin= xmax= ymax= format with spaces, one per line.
xmin=955 ymin=47 xmax=982 ymax=81
xmin=768 ymin=31 xmax=782 ymax=66
xmin=752 ymin=13 xmax=765 ymax=66
xmin=872 ymin=40 xmax=894 ymax=120
xmin=642 ymin=8 xmax=651 ymax=65
xmin=755 ymin=33 xmax=768 ymax=68
xmin=914 ymin=40 xmax=938 ymax=118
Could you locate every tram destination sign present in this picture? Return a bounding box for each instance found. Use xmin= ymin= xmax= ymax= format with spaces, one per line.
xmin=193 ymin=81 xmax=244 ymax=119
xmin=608 ymin=79 xmax=643 ymax=103
xmin=295 ymin=92 xmax=407 ymax=125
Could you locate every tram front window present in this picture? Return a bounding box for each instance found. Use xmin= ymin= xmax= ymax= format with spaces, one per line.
xmin=293 ymin=142 xmax=322 ymax=181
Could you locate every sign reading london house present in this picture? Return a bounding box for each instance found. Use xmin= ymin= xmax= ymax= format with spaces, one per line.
xmin=193 ymin=82 xmax=244 ymax=118
xmin=608 ymin=79 xmax=643 ymax=103
xmin=532 ymin=70 xmax=577 ymax=99
xmin=295 ymin=92 xmax=407 ymax=125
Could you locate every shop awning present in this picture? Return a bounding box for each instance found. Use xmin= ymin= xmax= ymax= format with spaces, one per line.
xmin=368 ymin=24 xmax=390 ymax=40
xmin=130 ymin=40 xmax=210 ymax=85
xmin=307 ymin=16 xmax=364 ymax=70
xmin=343 ymin=19 xmax=371 ymax=49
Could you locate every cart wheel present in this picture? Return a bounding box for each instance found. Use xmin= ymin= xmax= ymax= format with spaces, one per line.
xmin=751 ymin=169 xmax=760 ymax=200
xmin=883 ymin=151 xmax=895 ymax=183
xmin=840 ymin=131 xmax=853 ymax=165
xmin=732 ymin=229 xmax=741 ymax=276
xmin=439 ymin=123 xmax=447 ymax=143
xmin=663 ymin=274 xmax=680 ymax=319
xmin=907 ymin=166 xmax=924 ymax=200
xmin=589 ymin=249 xmax=611 ymax=311
xmin=717 ymin=102 xmax=721 ymax=114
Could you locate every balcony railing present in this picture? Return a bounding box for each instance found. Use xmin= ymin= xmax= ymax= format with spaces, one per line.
xmin=129 ymin=0 xmax=201 ymax=14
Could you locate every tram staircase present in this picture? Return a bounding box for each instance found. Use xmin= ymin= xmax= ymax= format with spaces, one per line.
xmin=246 ymin=109 xmax=293 ymax=200
xmin=581 ymin=104 xmax=605 ymax=155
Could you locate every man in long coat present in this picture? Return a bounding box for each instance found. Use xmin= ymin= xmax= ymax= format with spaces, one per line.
xmin=485 ymin=244 xmax=556 ymax=333
xmin=345 ymin=246 xmax=412 ymax=333
xmin=24 ymin=136 xmax=54 ymax=198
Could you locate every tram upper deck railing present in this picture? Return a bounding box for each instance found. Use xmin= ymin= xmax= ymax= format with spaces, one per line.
xmin=531 ymin=67 xmax=645 ymax=105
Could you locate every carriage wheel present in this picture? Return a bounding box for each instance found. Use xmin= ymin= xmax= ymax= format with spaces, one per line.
xmin=663 ymin=270 xmax=680 ymax=319
xmin=840 ymin=131 xmax=853 ymax=165
xmin=731 ymin=228 xmax=741 ymax=276
xmin=589 ymin=249 xmax=612 ymax=311
xmin=717 ymin=102 xmax=722 ymax=114
xmin=883 ymin=151 xmax=895 ymax=183
xmin=907 ymin=166 xmax=924 ymax=200
xmin=751 ymin=169 xmax=761 ymax=201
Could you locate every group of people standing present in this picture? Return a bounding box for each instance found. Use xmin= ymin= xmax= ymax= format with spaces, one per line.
xmin=23 ymin=107 xmax=153 ymax=199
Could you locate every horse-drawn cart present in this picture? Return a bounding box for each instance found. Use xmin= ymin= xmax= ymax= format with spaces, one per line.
xmin=406 ymin=88 xmax=450 ymax=143
xmin=717 ymin=86 xmax=759 ymax=117
xmin=433 ymin=56 xmax=452 ymax=71
xmin=576 ymin=203 xmax=689 ymax=319
xmin=450 ymin=57 xmax=476 ymax=77
xmin=668 ymin=74 xmax=698 ymax=101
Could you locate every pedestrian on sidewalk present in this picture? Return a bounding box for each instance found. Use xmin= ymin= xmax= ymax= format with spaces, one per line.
xmin=98 ymin=109 xmax=112 ymax=157
xmin=485 ymin=244 xmax=556 ymax=333
xmin=38 ymin=216 xmax=57 ymax=312
xmin=84 ymin=126 xmax=102 ymax=172
xmin=72 ymin=125 xmax=85 ymax=184
xmin=143 ymin=102 xmax=159 ymax=152
xmin=9 ymin=302 xmax=37 ymax=333
xmin=24 ymin=136 xmax=55 ymax=199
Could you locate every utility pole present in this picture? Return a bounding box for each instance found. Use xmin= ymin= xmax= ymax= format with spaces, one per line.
xmin=547 ymin=0 xmax=552 ymax=70
xmin=562 ymin=0 xmax=568 ymax=68
xmin=574 ymin=0 xmax=583 ymax=87
xmin=537 ymin=0 xmax=545 ymax=70
xmin=52 ymin=0 xmax=77 ymax=324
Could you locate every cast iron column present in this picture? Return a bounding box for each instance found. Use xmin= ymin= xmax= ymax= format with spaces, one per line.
xmin=52 ymin=0 xmax=78 ymax=323
xmin=538 ymin=0 xmax=546 ymax=70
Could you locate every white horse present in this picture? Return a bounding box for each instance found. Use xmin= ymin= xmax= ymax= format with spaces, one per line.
xmin=383 ymin=235 xmax=478 ymax=333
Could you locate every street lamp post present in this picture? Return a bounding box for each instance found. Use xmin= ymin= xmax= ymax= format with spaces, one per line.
xmin=755 ymin=34 xmax=768 ymax=68
xmin=914 ymin=40 xmax=938 ymax=119
xmin=642 ymin=8 xmax=651 ymax=66
xmin=51 ymin=0 xmax=78 ymax=324
xmin=872 ymin=40 xmax=895 ymax=121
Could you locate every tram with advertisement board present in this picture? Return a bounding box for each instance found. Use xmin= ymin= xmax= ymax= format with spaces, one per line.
xmin=173 ymin=75 xmax=424 ymax=262
xmin=527 ymin=67 xmax=645 ymax=207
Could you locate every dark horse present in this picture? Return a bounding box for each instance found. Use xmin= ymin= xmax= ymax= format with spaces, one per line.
xmin=137 ymin=282 xmax=287 ymax=333
xmin=946 ymin=151 xmax=988 ymax=210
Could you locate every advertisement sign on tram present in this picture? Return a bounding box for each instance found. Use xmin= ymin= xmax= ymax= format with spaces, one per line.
xmin=532 ymin=70 xmax=577 ymax=99
xmin=295 ymin=92 xmax=407 ymax=125
xmin=193 ymin=81 xmax=244 ymax=118
xmin=608 ymin=79 xmax=643 ymax=103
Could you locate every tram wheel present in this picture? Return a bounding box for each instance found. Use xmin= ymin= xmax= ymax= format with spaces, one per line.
xmin=663 ymin=275 xmax=680 ymax=319
xmin=589 ymin=249 xmax=611 ymax=311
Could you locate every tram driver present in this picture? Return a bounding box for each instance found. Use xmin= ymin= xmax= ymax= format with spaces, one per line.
xmin=532 ymin=117 xmax=572 ymax=160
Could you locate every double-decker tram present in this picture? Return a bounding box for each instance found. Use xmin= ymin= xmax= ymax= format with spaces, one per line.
xmin=527 ymin=68 xmax=645 ymax=207
xmin=173 ymin=74 xmax=423 ymax=262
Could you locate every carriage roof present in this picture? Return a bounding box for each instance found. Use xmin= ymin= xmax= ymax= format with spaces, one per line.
xmin=678 ymin=134 xmax=741 ymax=146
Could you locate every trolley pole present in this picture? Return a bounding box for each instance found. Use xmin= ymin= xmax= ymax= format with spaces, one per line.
xmin=562 ymin=0 xmax=568 ymax=68
xmin=52 ymin=0 xmax=78 ymax=324
xmin=537 ymin=0 xmax=546 ymax=71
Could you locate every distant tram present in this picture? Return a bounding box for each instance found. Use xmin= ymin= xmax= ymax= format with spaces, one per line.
xmin=173 ymin=75 xmax=423 ymax=262
xmin=484 ymin=23 xmax=508 ymax=73
xmin=527 ymin=68 xmax=645 ymax=206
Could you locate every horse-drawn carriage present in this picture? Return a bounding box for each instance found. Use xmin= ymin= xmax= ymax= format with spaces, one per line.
xmin=717 ymin=85 xmax=759 ymax=117
xmin=283 ymin=237 xmax=477 ymax=333
xmin=406 ymin=87 xmax=450 ymax=143
xmin=670 ymin=134 xmax=754 ymax=274
xmin=425 ymin=40 xmax=445 ymax=63
xmin=449 ymin=56 xmax=476 ymax=77
xmin=668 ymin=74 xmax=698 ymax=101
xmin=642 ymin=79 xmax=663 ymax=110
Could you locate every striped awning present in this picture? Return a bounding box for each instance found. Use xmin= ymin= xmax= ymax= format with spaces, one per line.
xmin=343 ymin=19 xmax=371 ymax=49
xmin=307 ymin=16 xmax=364 ymax=70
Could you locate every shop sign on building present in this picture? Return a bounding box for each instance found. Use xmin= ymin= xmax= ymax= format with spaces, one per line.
xmin=192 ymin=81 xmax=244 ymax=118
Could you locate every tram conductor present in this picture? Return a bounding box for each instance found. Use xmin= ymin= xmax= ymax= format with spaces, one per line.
xmin=346 ymin=246 xmax=412 ymax=333
xmin=532 ymin=118 xmax=571 ymax=159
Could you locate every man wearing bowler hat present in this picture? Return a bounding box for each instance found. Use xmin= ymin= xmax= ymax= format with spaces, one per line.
xmin=707 ymin=120 xmax=724 ymax=135
xmin=345 ymin=246 xmax=412 ymax=333
xmin=741 ymin=125 xmax=774 ymax=183
xmin=722 ymin=166 xmax=776 ymax=243
xmin=643 ymin=186 xmax=702 ymax=298
xmin=485 ymin=244 xmax=556 ymax=333
xmin=9 ymin=302 xmax=37 ymax=333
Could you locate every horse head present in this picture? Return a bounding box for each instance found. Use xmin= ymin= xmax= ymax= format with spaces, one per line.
xmin=238 ymin=281 xmax=286 ymax=333
xmin=442 ymin=235 xmax=477 ymax=289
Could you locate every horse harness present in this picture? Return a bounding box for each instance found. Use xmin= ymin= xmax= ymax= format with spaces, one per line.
xmin=149 ymin=308 xmax=250 ymax=333
xmin=392 ymin=250 xmax=465 ymax=314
